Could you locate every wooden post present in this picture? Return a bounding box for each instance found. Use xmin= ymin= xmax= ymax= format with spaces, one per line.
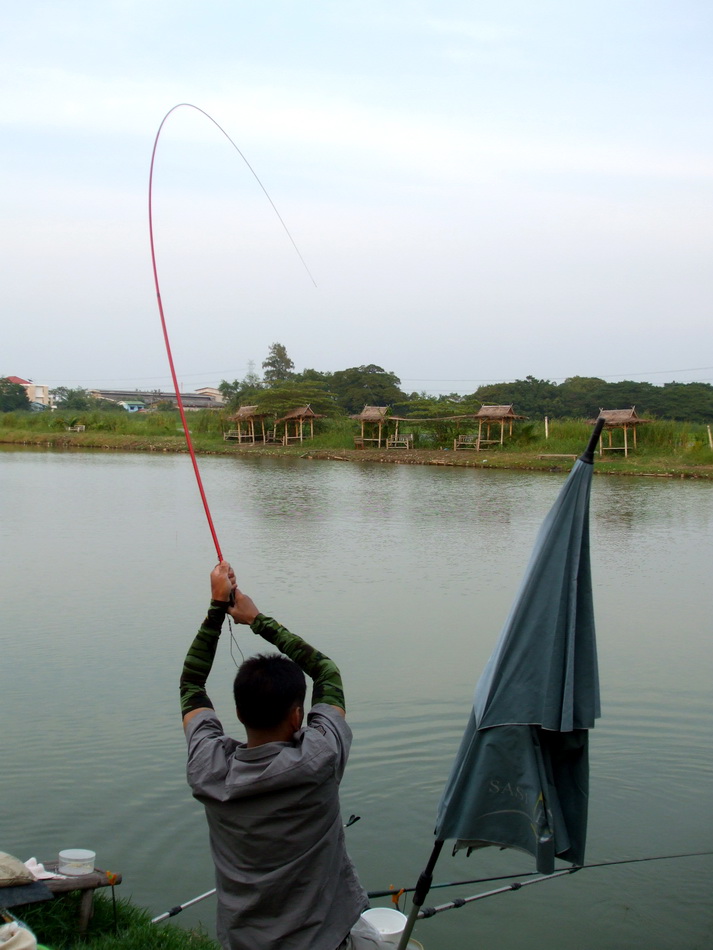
xmin=545 ymin=416 xmax=549 ymax=440
xmin=708 ymin=425 xmax=713 ymax=449
xmin=624 ymin=425 xmax=629 ymax=458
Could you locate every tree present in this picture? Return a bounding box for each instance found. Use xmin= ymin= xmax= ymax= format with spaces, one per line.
xmin=254 ymin=380 xmax=337 ymax=419
xmin=0 ymin=378 xmax=31 ymax=412
xmin=219 ymin=361 xmax=265 ymax=410
xmin=262 ymin=343 xmax=295 ymax=384
xmin=330 ymin=365 xmax=407 ymax=415
xmin=473 ymin=376 xmax=560 ymax=418
xmin=558 ymin=377 xmax=609 ymax=418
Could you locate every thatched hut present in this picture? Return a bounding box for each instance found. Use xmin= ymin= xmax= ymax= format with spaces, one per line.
xmin=590 ymin=408 xmax=648 ymax=457
xmin=275 ymin=405 xmax=324 ymax=445
xmin=473 ymin=405 xmax=525 ymax=450
xmin=351 ymin=406 xmax=394 ymax=448
xmin=224 ymin=405 xmax=273 ymax=444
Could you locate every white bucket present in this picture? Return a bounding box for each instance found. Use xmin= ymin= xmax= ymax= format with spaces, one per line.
xmin=360 ymin=907 xmax=408 ymax=946
xmin=58 ymin=849 xmax=95 ymax=876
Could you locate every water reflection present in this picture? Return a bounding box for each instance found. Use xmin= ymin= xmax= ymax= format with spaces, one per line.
xmin=2 ymin=450 xmax=712 ymax=950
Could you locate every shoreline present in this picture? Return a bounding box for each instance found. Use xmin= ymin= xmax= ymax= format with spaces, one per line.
xmin=1 ymin=430 xmax=712 ymax=479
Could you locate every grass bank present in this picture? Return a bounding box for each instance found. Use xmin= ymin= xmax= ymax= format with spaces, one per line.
xmin=14 ymin=893 xmax=217 ymax=950
xmin=1 ymin=413 xmax=712 ymax=479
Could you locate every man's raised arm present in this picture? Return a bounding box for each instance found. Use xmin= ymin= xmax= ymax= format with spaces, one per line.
xmin=180 ymin=562 xmax=236 ymax=730
xmin=229 ymin=590 xmax=346 ymax=716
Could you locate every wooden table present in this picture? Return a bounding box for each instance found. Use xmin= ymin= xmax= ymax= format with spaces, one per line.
xmin=43 ymin=864 xmax=122 ymax=934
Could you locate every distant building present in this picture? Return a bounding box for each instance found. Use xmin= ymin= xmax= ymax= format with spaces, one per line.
xmin=6 ymin=376 xmax=51 ymax=407
xmin=195 ymin=387 xmax=225 ymax=404
xmin=89 ymin=389 xmax=222 ymax=410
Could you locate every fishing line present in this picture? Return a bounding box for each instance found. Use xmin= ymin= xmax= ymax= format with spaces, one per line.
xmin=228 ymin=617 xmax=245 ymax=668
xmin=371 ymin=849 xmax=713 ymax=900
xmin=148 ymin=102 xmax=316 ymax=561
xmin=150 ymin=849 xmax=713 ymax=924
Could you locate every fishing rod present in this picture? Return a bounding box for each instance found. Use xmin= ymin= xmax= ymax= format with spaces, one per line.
xmin=148 ymin=103 xmax=315 ymax=561
xmin=414 ymin=850 xmax=713 ymax=920
xmin=368 ymin=848 xmax=713 ymax=900
xmin=150 ymin=849 xmax=713 ymax=925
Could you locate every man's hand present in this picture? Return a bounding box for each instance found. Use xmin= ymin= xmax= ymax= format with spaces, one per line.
xmin=228 ymin=589 xmax=260 ymax=626
xmin=210 ymin=561 xmax=237 ymax=603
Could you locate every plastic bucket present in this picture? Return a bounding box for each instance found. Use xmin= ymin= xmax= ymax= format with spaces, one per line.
xmin=58 ymin=849 xmax=95 ymax=875
xmin=360 ymin=907 xmax=408 ymax=945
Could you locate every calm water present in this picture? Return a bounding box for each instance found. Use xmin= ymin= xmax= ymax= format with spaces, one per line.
xmin=2 ymin=448 xmax=712 ymax=949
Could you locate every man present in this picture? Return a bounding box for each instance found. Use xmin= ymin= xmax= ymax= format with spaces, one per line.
xmin=180 ymin=562 xmax=379 ymax=950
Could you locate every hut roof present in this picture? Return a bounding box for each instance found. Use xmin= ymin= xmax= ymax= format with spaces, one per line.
xmin=276 ymin=404 xmax=324 ymax=422
xmin=591 ymin=407 xmax=648 ymax=426
xmin=230 ymin=405 xmax=271 ymax=421
xmin=476 ymin=404 xmax=524 ymax=420
xmin=351 ymin=406 xmax=391 ymax=422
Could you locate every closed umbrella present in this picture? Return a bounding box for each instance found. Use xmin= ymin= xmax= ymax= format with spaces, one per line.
xmin=396 ymin=419 xmax=604 ymax=950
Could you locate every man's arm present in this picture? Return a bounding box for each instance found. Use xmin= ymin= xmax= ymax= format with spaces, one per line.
xmin=180 ymin=563 xmax=236 ymax=730
xmin=229 ymin=590 xmax=346 ymax=716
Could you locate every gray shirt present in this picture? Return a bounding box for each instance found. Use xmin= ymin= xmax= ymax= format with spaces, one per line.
xmin=186 ymin=703 xmax=368 ymax=950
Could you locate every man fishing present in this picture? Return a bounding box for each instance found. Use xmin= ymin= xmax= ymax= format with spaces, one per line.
xmin=180 ymin=562 xmax=379 ymax=950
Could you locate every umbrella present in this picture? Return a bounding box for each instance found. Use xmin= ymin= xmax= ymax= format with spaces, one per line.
xmin=395 ymin=419 xmax=604 ymax=950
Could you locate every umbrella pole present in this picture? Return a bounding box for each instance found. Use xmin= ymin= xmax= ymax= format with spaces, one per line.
xmin=581 ymin=418 xmax=606 ymax=463
xmin=395 ymin=840 xmax=444 ymax=950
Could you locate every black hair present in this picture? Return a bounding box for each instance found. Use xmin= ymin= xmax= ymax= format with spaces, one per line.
xmin=233 ymin=653 xmax=306 ymax=730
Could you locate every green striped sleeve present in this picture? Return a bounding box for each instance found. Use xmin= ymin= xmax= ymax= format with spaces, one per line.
xmin=251 ymin=614 xmax=345 ymax=711
xmin=179 ymin=601 xmax=228 ymax=716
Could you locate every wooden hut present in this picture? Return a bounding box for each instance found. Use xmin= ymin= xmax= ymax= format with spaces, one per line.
xmin=472 ymin=405 xmax=524 ymax=450
xmin=351 ymin=406 xmax=394 ymax=448
xmin=591 ymin=408 xmax=648 ymax=458
xmin=275 ymin=405 xmax=324 ymax=445
xmin=224 ymin=405 xmax=273 ymax=444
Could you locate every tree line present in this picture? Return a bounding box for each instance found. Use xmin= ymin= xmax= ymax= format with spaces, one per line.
xmin=217 ymin=345 xmax=713 ymax=422
xmin=3 ymin=348 xmax=712 ymax=421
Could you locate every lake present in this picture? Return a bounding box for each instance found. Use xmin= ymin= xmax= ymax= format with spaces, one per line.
xmin=2 ymin=448 xmax=712 ymax=949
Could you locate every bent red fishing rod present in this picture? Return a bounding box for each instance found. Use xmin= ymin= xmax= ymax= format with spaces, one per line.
xmin=148 ymin=103 xmax=315 ymax=561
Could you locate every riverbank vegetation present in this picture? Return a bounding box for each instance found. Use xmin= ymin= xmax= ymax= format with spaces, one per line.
xmin=1 ymin=410 xmax=711 ymax=478
xmin=16 ymin=892 xmax=217 ymax=949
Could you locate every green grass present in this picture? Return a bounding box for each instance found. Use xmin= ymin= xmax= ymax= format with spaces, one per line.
xmin=1 ymin=412 xmax=711 ymax=476
xmin=15 ymin=893 xmax=218 ymax=950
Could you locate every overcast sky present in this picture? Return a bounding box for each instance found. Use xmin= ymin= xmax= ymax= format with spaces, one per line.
xmin=2 ymin=1 xmax=712 ymax=395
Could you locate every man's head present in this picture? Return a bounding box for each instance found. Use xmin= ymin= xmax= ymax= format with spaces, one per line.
xmin=233 ymin=653 xmax=306 ymax=731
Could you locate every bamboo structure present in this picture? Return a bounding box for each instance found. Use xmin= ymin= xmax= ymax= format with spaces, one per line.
xmin=351 ymin=406 xmax=392 ymax=448
xmin=275 ymin=405 xmax=323 ymax=445
xmin=474 ymin=405 xmax=524 ymax=451
xmin=590 ymin=408 xmax=648 ymax=458
xmin=225 ymin=405 xmax=272 ymax=443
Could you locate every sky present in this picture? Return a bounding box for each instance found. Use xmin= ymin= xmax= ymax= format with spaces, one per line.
xmin=2 ymin=0 xmax=712 ymax=396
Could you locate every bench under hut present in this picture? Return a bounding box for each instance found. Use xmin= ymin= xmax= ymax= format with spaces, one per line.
xmin=590 ymin=407 xmax=648 ymax=457
xmin=275 ymin=405 xmax=324 ymax=445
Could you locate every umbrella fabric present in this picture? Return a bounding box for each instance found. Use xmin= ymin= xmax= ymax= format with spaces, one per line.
xmin=434 ymin=456 xmax=601 ymax=873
